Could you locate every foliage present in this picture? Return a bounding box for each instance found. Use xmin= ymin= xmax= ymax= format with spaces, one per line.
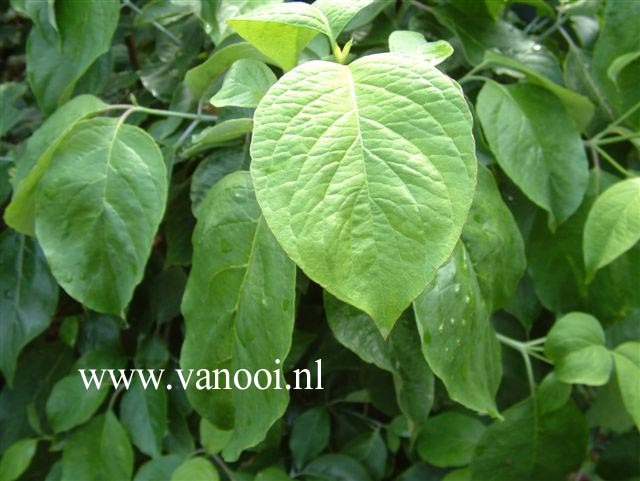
xmin=1 ymin=0 xmax=639 ymax=480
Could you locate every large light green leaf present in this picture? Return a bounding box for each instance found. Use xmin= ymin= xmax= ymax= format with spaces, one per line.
xmin=228 ymin=2 xmax=331 ymax=71
xmin=613 ymin=342 xmax=640 ymax=430
xmin=210 ymin=59 xmax=277 ymax=108
xmin=26 ymin=0 xmax=119 ymax=114
xmin=35 ymin=117 xmax=167 ymax=316
xmin=325 ymin=294 xmax=434 ymax=436
xmin=210 ymin=0 xmax=282 ymax=45
xmin=413 ymin=244 xmax=502 ymax=417
xmin=477 ymin=81 xmax=588 ymax=226
xmin=313 ymin=0 xmax=377 ymax=39
xmin=171 ymin=457 xmax=219 ymax=481
xmin=470 ymin=399 xmax=589 ymax=481
xmin=251 ymin=53 xmax=477 ymax=335
xmin=120 ymin=379 xmax=168 ymax=458
xmin=180 ymin=171 xmax=296 ymax=461
xmin=388 ymin=31 xmax=453 ymax=65
xmin=417 ymin=411 xmax=485 ymax=468
xmin=545 ymin=312 xmax=612 ymax=386
xmin=61 ymin=411 xmax=133 ymax=481
xmin=0 ymin=438 xmax=38 ymax=481
xmin=4 ymin=94 xmax=107 ymax=235
xmin=583 ymin=178 xmax=640 ymax=280
xmin=0 ymin=232 xmax=58 ymax=386
xmin=185 ymin=42 xmax=276 ymax=98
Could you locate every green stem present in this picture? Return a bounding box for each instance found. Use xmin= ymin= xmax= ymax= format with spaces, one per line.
xmin=333 ymin=39 xmax=353 ymax=65
xmin=212 ymin=454 xmax=236 ymax=481
xmin=103 ymin=104 xmax=218 ymax=122
xmin=595 ymin=132 xmax=640 ymax=146
xmin=122 ymin=0 xmax=182 ymax=46
xmin=457 ymin=63 xmax=490 ymax=85
xmin=496 ymin=333 xmax=540 ymax=413
xmin=591 ymin=101 xmax=640 ymax=142
xmin=595 ymin=146 xmax=632 ymax=178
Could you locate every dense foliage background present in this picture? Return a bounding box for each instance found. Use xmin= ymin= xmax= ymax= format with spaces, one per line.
xmin=1 ymin=0 xmax=639 ymax=480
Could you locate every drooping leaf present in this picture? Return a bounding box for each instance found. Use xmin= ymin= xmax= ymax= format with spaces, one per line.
xmin=583 ymin=178 xmax=640 ymax=280
xmin=0 ymin=438 xmax=38 ymax=481
xmin=60 ymin=412 xmax=133 ymax=481
xmin=417 ymin=411 xmax=485 ymax=468
xmin=0 ymin=231 xmax=58 ymax=386
xmin=185 ymin=118 xmax=253 ymax=157
xmin=290 ymin=407 xmax=331 ymax=468
xmin=613 ymin=342 xmax=640 ymax=430
xmin=388 ymin=31 xmax=453 ymax=65
xmin=210 ymin=0 xmax=283 ymax=45
xmin=251 ymin=53 xmax=477 ymax=335
xmin=170 ymin=457 xmax=219 ymax=481
xmin=46 ymin=349 xmax=126 ymax=433
xmin=120 ymin=379 xmax=168 ymax=458
xmin=180 ymin=171 xmax=296 ymax=461
xmin=210 ymin=59 xmax=277 ymax=108
xmin=227 ymin=2 xmax=332 ymax=71
xmin=545 ymin=312 xmax=612 ymax=386
xmin=133 ymin=455 xmax=185 ymax=481
xmin=4 ymin=94 xmax=108 ymax=235
xmin=35 ymin=117 xmax=167 ymax=316
xmin=476 ymin=81 xmax=588 ymax=225
xmin=200 ymin=420 xmax=232 ymax=455
xmin=413 ymin=243 xmax=502 ymax=417
xmin=325 ymin=295 xmax=434 ymax=436
xmin=470 ymin=399 xmax=589 ymax=481
xmin=26 ymin=0 xmax=119 ymax=113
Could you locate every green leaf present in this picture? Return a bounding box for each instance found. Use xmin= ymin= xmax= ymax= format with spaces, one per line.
xmin=325 ymin=295 xmax=434 ymax=436
xmin=35 ymin=117 xmax=167 ymax=316
xmin=4 ymin=94 xmax=107 ymax=235
xmin=46 ymin=349 xmax=126 ymax=433
xmin=388 ymin=31 xmax=453 ymax=65
xmin=470 ymin=399 xmax=589 ymax=481
xmin=417 ymin=412 xmax=485 ymax=468
xmin=26 ymin=0 xmax=119 ymax=113
xmin=0 ymin=82 xmax=27 ymax=137
xmin=302 ymin=454 xmax=373 ymax=481
xmin=341 ymin=430 xmax=387 ymax=481
xmin=290 ymin=407 xmax=331 ymax=469
xmin=608 ymin=51 xmax=640 ymax=85
xmin=0 ymin=232 xmax=58 ymax=386
xmin=0 ymin=438 xmax=38 ymax=481
xmin=256 ymin=467 xmax=293 ymax=481
xmin=61 ymin=412 xmax=133 ymax=481
xmin=545 ymin=312 xmax=612 ymax=386
xmin=413 ymin=243 xmax=502 ymax=417
xmin=185 ymin=42 xmax=276 ymax=98
xmin=537 ymin=372 xmax=571 ymax=415
xmin=228 ymin=2 xmax=331 ymax=71
xmin=313 ymin=0 xmax=377 ymax=39
xmin=210 ymin=59 xmax=277 ymax=108
xmin=170 ymin=457 xmax=219 ymax=481
xmin=184 ymin=118 xmax=253 ymax=157
xmin=190 ymin=148 xmax=245 ymax=216
xmin=180 ymin=171 xmax=296 ymax=461
xmin=482 ymin=50 xmax=595 ymax=131
xmin=583 ymin=178 xmax=640 ymax=280
xmin=613 ymin=342 xmax=640 ymax=430
xmin=476 ymin=81 xmax=588 ymax=225
xmin=210 ymin=0 xmax=283 ymax=45
xmin=120 ymin=380 xmax=168 ymax=458
xmin=200 ymin=420 xmax=232 ymax=455
xmin=251 ymin=53 xmax=477 ymax=335
xmin=133 ymin=455 xmax=185 ymax=481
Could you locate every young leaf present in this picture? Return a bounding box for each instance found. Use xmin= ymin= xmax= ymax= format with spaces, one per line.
xmin=476 ymin=81 xmax=588 ymax=226
xmin=0 ymin=438 xmax=38 ymax=481
xmin=313 ymin=0 xmax=377 ymax=40
xmin=413 ymin=244 xmax=502 ymax=417
xmin=210 ymin=59 xmax=277 ymax=108
xmin=470 ymin=399 xmax=588 ymax=481
xmin=251 ymin=53 xmax=477 ymax=335
xmin=180 ymin=171 xmax=296 ymax=462
xmin=26 ymin=0 xmax=119 ymax=113
xmin=416 ymin=411 xmax=485 ymax=468
xmin=613 ymin=342 xmax=640 ymax=430
xmin=120 ymin=380 xmax=168 ymax=459
xmin=388 ymin=31 xmax=453 ymax=65
xmin=289 ymin=407 xmax=331 ymax=468
xmin=325 ymin=295 xmax=434 ymax=437
xmin=170 ymin=457 xmax=219 ymax=481
xmin=0 ymin=232 xmax=58 ymax=386
xmin=228 ymin=2 xmax=331 ymax=71
xmin=35 ymin=117 xmax=167 ymax=316
xmin=583 ymin=178 xmax=640 ymax=280
xmin=4 ymin=94 xmax=107 ymax=235
xmin=61 ymin=412 xmax=133 ymax=481
xmin=544 ymin=312 xmax=612 ymax=386
xmin=184 ymin=118 xmax=253 ymax=157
